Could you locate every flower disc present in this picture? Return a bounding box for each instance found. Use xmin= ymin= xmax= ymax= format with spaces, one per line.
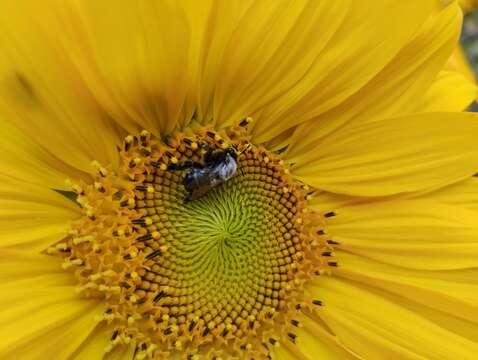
xmin=55 ymin=124 xmax=333 ymax=359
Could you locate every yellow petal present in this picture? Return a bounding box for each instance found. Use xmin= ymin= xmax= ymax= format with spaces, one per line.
xmin=191 ymin=0 xmax=256 ymax=123
xmin=105 ymin=342 xmax=136 ymax=360
xmin=308 ymin=276 xmax=478 ymax=359
xmin=68 ymin=322 xmax=112 ymax=360
xmin=0 ymin=120 xmax=86 ymax=189
xmin=6 ymin=302 xmax=105 ymax=360
xmin=287 ymin=3 xmax=462 ymax=158
xmin=395 ymin=292 xmax=478 ymax=344
xmin=309 ymin=176 xmax=478 ymax=214
xmin=291 ymin=112 xmax=478 ymax=196
xmin=334 ymin=251 xmax=478 ymax=323
xmin=308 ymin=191 xmax=396 ymax=214
xmin=271 ymin=345 xmax=298 ymax=360
xmin=58 ymin=0 xmax=192 ymax=136
xmin=252 ymin=0 xmax=440 ymax=143
xmin=212 ymin=0 xmax=350 ymax=129
xmin=415 ymin=177 xmax=478 ymax=211
xmin=0 ymin=249 xmax=71 ymax=284
xmin=325 ymin=199 xmax=478 ymax=270
xmin=288 ymin=313 xmax=360 ymax=359
xmin=0 ymin=250 xmax=104 ymax=359
xmin=419 ymin=70 xmax=477 ymax=112
xmin=0 ymin=177 xmax=79 ymax=252
xmin=0 ymin=0 xmax=122 ymax=174
xmin=446 ymin=45 xmax=476 ymax=84
xmin=459 ymin=0 xmax=478 ymax=13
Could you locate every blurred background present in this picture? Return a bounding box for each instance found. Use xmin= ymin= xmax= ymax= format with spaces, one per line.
xmin=462 ymin=8 xmax=478 ymax=109
xmin=462 ymin=9 xmax=478 ymax=71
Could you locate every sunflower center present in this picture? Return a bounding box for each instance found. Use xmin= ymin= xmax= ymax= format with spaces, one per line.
xmin=52 ymin=123 xmax=334 ymax=359
xmin=138 ymin=147 xmax=304 ymax=329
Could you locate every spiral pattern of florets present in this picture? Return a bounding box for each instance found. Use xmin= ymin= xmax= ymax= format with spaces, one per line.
xmin=51 ymin=123 xmax=336 ymax=359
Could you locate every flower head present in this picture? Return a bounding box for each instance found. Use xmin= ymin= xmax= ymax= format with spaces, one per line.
xmin=1 ymin=0 xmax=478 ymax=359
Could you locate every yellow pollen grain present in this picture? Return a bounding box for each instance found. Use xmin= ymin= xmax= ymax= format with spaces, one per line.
xmin=73 ymin=235 xmax=94 ymax=245
xmin=75 ymin=282 xmax=98 ymax=293
xmin=76 ymin=196 xmax=87 ymax=206
xmin=56 ymin=243 xmax=68 ymax=251
xmin=61 ymin=258 xmax=83 ymax=269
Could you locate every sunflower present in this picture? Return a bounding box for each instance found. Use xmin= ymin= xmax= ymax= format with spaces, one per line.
xmin=1 ymin=0 xmax=478 ymax=359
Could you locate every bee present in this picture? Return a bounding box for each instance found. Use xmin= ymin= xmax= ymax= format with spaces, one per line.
xmin=168 ymin=143 xmax=241 ymax=203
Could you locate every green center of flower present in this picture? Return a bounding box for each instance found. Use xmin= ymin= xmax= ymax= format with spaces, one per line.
xmin=137 ymin=147 xmax=304 ymax=331
xmin=51 ymin=123 xmax=334 ymax=359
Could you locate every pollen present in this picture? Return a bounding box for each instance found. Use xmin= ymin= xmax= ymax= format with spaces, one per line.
xmin=54 ymin=122 xmax=337 ymax=358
